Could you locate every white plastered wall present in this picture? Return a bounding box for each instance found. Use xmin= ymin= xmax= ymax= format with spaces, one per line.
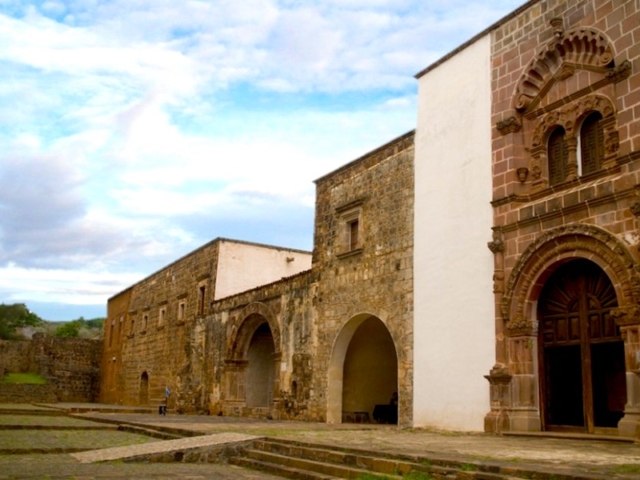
xmin=214 ymin=240 xmax=312 ymax=300
xmin=413 ymin=34 xmax=494 ymax=431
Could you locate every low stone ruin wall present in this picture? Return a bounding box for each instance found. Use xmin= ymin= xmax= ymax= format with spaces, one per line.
xmin=0 ymin=336 xmax=102 ymax=403
xmin=0 ymin=383 xmax=57 ymax=403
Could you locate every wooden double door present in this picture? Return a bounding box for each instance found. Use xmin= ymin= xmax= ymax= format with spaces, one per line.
xmin=538 ymin=259 xmax=627 ymax=433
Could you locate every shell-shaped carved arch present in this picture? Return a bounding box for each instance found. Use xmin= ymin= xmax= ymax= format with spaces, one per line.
xmin=515 ymin=27 xmax=614 ymax=112
xmin=530 ymin=93 xmax=616 ymax=149
xmin=226 ymin=302 xmax=281 ymax=360
xmin=501 ymin=225 xmax=640 ymax=334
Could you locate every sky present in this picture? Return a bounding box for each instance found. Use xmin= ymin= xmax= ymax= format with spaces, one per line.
xmin=0 ymin=0 xmax=525 ymax=321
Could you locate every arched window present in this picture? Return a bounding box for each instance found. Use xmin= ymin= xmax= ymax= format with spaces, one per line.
xmin=579 ymin=112 xmax=604 ymax=176
xmin=548 ymin=127 xmax=568 ymax=186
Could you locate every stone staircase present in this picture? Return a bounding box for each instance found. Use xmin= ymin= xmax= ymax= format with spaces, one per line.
xmin=229 ymin=438 xmax=604 ymax=480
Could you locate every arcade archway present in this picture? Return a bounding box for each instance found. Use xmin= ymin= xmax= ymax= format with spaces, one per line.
xmin=327 ymin=314 xmax=398 ymax=424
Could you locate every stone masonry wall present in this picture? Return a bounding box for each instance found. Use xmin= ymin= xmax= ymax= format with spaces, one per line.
xmin=109 ymin=240 xmax=221 ymax=406
xmin=0 ymin=337 xmax=101 ymax=403
xmin=313 ymin=131 xmax=415 ymax=426
xmin=0 ymin=384 xmax=57 ymax=403
xmin=0 ymin=340 xmax=35 ymax=374
xmin=202 ymin=270 xmax=316 ymax=418
xmin=487 ymin=0 xmax=640 ymax=434
xmin=33 ymin=336 xmax=102 ymax=402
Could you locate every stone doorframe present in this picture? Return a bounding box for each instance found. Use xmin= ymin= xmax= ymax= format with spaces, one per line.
xmin=223 ymin=302 xmax=282 ymax=416
xmin=486 ymin=224 xmax=640 ymax=437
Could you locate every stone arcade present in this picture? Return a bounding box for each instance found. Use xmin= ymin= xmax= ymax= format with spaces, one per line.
xmin=102 ymin=0 xmax=640 ymax=437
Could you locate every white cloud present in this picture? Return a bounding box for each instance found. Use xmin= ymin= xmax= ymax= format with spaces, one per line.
xmin=0 ymin=0 xmax=523 ymax=318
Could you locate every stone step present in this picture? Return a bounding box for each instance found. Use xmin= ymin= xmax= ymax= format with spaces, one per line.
xmin=236 ymin=448 xmax=400 ymax=479
xmin=239 ymin=438 xmax=593 ymax=480
xmin=253 ymin=439 xmax=414 ymax=476
xmin=117 ymin=424 xmax=184 ymax=440
xmin=230 ymin=456 xmax=342 ymax=480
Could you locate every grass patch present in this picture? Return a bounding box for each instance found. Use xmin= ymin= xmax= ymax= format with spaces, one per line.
xmin=460 ymin=463 xmax=477 ymax=471
xmin=404 ymin=472 xmax=432 ymax=479
xmin=355 ymin=474 xmax=393 ymax=480
xmin=614 ymin=464 xmax=640 ymax=474
xmin=1 ymin=373 xmax=47 ymax=384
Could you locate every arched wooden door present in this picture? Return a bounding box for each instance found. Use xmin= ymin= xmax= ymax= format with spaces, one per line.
xmin=538 ymin=259 xmax=627 ymax=433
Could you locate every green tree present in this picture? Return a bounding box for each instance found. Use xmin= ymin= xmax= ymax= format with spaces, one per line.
xmin=54 ymin=320 xmax=81 ymax=337
xmin=0 ymin=303 xmax=42 ymax=340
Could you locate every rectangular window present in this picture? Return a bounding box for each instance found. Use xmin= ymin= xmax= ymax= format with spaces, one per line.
xmin=198 ymin=286 xmax=206 ymax=315
xmin=349 ymin=219 xmax=359 ymax=250
xmin=142 ymin=314 xmax=148 ymax=332
xmin=158 ymin=308 xmax=166 ymax=327
xmin=178 ymin=301 xmax=185 ymax=322
xmin=109 ymin=319 xmax=115 ymax=347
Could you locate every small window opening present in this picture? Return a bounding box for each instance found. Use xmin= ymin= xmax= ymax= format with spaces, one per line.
xmin=198 ymin=286 xmax=206 ymax=315
xmin=579 ymin=112 xmax=604 ymax=176
xmin=348 ymin=219 xmax=359 ymax=250
xmin=548 ymin=127 xmax=568 ymax=186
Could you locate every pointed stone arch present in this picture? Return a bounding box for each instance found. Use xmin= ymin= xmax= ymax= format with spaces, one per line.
xmin=514 ymin=26 xmax=615 ymax=112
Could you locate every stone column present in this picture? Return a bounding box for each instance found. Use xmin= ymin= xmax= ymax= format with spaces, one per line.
xmin=613 ymin=309 xmax=640 ymax=438
xmin=484 ymin=229 xmax=513 ymax=433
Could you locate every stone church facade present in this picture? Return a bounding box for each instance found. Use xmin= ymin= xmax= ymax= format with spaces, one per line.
xmin=484 ymin=0 xmax=640 ymax=437
xmin=102 ymin=0 xmax=640 ymax=437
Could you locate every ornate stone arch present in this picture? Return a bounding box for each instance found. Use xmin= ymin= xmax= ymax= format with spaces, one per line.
xmin=531 ymin=94 xmax=616 ymax=149
xmin=502 ymin=225 xmax=640 ymax=335
xmin=226 ymin=302 xmax=281 ymax=361
xmin=528 ymin=93 xmax=620 ymax=183
xmin=514 ymin=26 xmax=615 ymax=112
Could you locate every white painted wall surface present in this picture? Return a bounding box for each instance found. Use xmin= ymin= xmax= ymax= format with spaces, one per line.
xmin=413 ymin=35 xmax=494 ymax=431
xmin=215 ymin=241 xmax=312 ymax=300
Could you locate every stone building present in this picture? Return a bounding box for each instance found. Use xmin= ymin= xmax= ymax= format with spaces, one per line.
xmin=101 ymin=133 xmax=414 ymax=426
xmin=413 ymin=0 xmax=640 ymax=438
xmin=485 ymin=0 xmax=640 ymax=437
xmin=101 ymin=238 xmax=313 ymax=405
xmin=102 ymin=0 xmax=640 ymax=437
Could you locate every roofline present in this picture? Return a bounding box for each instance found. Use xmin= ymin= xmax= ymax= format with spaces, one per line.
xmin=314 ymin=129 xmax=415 ymax=184
xmin=108 ymin=237 xmax=312 ymax=302
xmin=414 ymin=0 xmax=537 ymax=79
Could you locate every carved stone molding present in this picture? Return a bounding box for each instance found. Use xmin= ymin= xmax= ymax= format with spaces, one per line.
xmin=505 ymin=314 xmax=537 ymax=336
xmin=501 ymin=224 xmax=640 ymax=332
xmin=488 ymin=238 xmax=505 ymax=254
xmin=606 ymin=60 xmax=632 ymax=83
xmin=630 ymin=201 xmax=640 ymax=218
xmin=515 ymin=27 xmax=614 ymax=112
xmin=496 ymin=116 xmax=522 ymax=135
xmin=531 ymin=94 xmax=617 ymax=149
xmin=611 ymin=306 xmax=640 ymax=326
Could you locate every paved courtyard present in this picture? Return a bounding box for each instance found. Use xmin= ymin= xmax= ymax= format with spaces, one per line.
xmin=1 ymin=403 xmax=640 ymax=478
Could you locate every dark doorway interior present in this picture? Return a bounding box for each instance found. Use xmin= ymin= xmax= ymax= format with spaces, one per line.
xmin=538 ymin=259 xmax=626 ymax=432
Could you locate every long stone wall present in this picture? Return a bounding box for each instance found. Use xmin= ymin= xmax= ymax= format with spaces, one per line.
xmin=0 ymin=336 xmax=101 ymax=403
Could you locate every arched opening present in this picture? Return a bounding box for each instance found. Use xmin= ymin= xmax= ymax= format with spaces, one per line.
xmin=139 ymin=371 xmax=149 ymax=405
xmin=328 ymin=315 xmax=398 ymax=424
xmin=245 ymin=322 xmax=276 ymax=408
xmin=538 ymin=259 xmax=627 ymax=432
